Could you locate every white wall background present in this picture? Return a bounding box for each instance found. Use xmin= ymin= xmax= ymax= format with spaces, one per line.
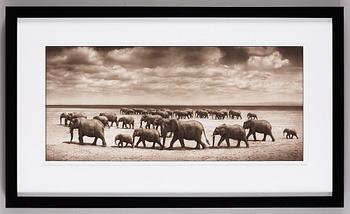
xmin=0 ymin=0 xmax=348 ymax=213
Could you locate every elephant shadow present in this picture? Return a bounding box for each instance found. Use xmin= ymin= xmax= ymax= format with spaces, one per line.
xmin=164 ymin=146 xmax=204 ymax=151
xmin=62 ymin=141 xmax=99 ymax=146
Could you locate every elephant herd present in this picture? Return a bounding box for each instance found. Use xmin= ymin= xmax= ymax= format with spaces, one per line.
xmin=59 ymin=108 xmax=298 ymax=150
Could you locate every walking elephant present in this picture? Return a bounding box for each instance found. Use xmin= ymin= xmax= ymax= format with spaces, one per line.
xmin=117 ymin=116 xmax=135 ymax=129
xmin=243 ymin=120 xmax=275 ymax=141
xmin=212 ymin=124 xmax=248 ymax=148
xmin=133 ymin=128 xmax=162 ymax=149
xmin=213 ymin=110 xmax=225 ymax=120
xmin=99 ymin=112 xmax=118 ymax=127
xmin=196 ymin=110 xmax=209 ymax=118
xmin=229 ymin=110 xmax=242 ymax=119
xmin=247 ymin=112 xmax=258 ymax=120
xmin=154 ymin=111 xmax=170 ymax=118
xmin=93 ymin=115 xmax=110 ymax=128
xmin=66 ymin=112 xmax=87 ymax=125
xmin=69 ymin=118 xmax=106 ymax=147
xmin=140 ymin=115 xmax=162 ymax=129
xmin=283 ymin=128 xmax=298 ymax=139
xmin=115 ymin=134 xmax=133 ymax=147
xmin=60 ymin=113 xmax=68 ymax=125
xmin=161 ymin=119 xmax=210 ymax=149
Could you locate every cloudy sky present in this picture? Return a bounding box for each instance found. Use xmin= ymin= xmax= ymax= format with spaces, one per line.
xmin=46 ymin=46 xmax=303 ymax=106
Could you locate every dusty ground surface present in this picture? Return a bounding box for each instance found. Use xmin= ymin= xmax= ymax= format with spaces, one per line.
xmin=46 ymin=108 xmax=303 ymax=161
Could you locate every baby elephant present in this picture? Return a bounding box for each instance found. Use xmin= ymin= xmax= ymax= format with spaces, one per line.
xmin=243 ymin=120 xmax=275 ymax=142
xmin=133 ymin=128 xmax=162 ymax=149
xmin=283 ymin=128 xmax=298 ymax=139
xmin=115 ymin=134 xmax=133 ymax=147
xmin=212 ymin=124 xmax=248 ymax=148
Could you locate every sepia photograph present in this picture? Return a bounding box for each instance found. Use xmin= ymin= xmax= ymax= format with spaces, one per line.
xmin=46 ymin=46 xmax=303 ymax=161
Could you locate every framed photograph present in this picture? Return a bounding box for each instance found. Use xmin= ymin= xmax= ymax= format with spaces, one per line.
xmin=6 ymin=7 xmax=344 ymax=208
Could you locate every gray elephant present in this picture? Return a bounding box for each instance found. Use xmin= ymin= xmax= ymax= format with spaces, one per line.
xmin=174 ymin=110 xmax=189 ymax=119
xmin=140 ymin=115 xmax=162 ymax=129
xmin=115 ymin=134 xmax=133 ymax=147
xmin=213 ymin=110 xmax=225 ymax=120
xmin=66 ymin=112 xmax=87 ymax=125
xmin=196 ymin=110 xmax=209 ymax=118
xmin=212 ymin=124 xmax=249 ymax=148
xmin=243 ymin=120 xmax=275 ymax=142
xmin=134 ymin=108 xmax=147 ymax=115
xmin=99 ymin=112 xmax=118 ymax=127
xmin=117 ymin=116 xmax=135 ymax=129
xmin=69 ymin=118 xmax=106 ymax=147
xmin=154 ymin=111 xmax=170 ymax=118
xmin=133 ymin=128 xmax=162 ymax=149
xmin=160 ymin=108 xmax=174 ymax=118
xmin=229 ymin=110 xmax=242 ymax=119
xmin=247 ymin=112 xmax=258 ymax=120
xmin=283 ymin=128 xmax=298 ymax=139
xmin=93 ymin=115 xmax=110 ymax=128
xmin=161 ymin=119 xmax=210 ymax=150
xmin=60 ymin=113 xmax=68 ymax=125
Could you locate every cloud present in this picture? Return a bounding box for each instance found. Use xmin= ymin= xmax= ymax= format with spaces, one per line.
xmin=47 ymin=47 xmax=102 ymax=66
xmin=46 ymin=46 xmax=303 ymax=105
xmin=247 ymin=51 xmax=289 ymax=69
xmin=105 ymin=47 xmax=222 ymax=68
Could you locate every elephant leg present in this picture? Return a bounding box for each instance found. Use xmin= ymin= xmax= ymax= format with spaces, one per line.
xmin=179 ymin=138 xmax=185 ymax=148
xmin=195 ymin=140 xmax=201 ymax=149
xmin=135 ymin=138 xmax=142 ymax=148
xmin=236 ymin=140 xmax=241 ymax=148
xmin=217 ymin=137 xmax=225 ymax=147
xmin=142 ymin=140 xmax=146 ymax=147
xmin=157 ymin=140 xmax=162 ymax=147
xmin=197 ymin=140 xmax=207 ymax=149
xmin=244 ymin=140 xmax=249 ymax=148
xmin=168 ymin=137 xmax=178 ymax=149
xmin=296 ymin=134 xmax=299 ymax=139
xmin=78 ymin=135 xmax=84 ymax=145
xmin=246 ymin=131 xmax=252 ymax=140
xmin=253 ymin=132 xmax=257 ymax=141
xmin=92 ymin=137 xmax=97 ymax=145
xmin=101 ymin=136 xmax=107 ymax=147
xmin=270 ymin=133 xmax=275 ymax=142
xmin=152 ymin=142 xmax=156 ymax=148
xmin=262 ymin=134 xmax=266 ymax=141
xmin=226 ymin=138 xmax=230 ymax=147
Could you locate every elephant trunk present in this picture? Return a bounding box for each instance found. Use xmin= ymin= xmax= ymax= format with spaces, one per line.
xmin=212 ymin=135 xmax=215 ymax=148
xmin=140 ymin=121 xmax=143 ymax=128
xmin=133 ymin=133 xmax=136 ymax=145
xmin=60 ymin=117 xmax=62 ymax=125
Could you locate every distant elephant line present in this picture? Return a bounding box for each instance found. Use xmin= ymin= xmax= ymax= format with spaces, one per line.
xmin=63 ymin=110 xmax=299 ymax=150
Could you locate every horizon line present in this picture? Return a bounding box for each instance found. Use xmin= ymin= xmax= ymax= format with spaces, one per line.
xmin=46 ymin=104 xmax=303 ymax=108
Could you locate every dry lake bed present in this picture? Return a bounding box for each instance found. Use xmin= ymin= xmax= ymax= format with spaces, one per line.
xmin=46 ymin=107 xmax=303 ymax=161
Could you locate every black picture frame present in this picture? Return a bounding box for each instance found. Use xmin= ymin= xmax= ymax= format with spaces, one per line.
xmin=5 ymin=7 xmax=344 ymax=208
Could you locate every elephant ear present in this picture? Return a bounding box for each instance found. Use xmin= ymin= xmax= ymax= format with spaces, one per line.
xmin=170 ymin=119 xmax=179 ymax=132
xmin=219 ymin=127 xmax=226 ymax=135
